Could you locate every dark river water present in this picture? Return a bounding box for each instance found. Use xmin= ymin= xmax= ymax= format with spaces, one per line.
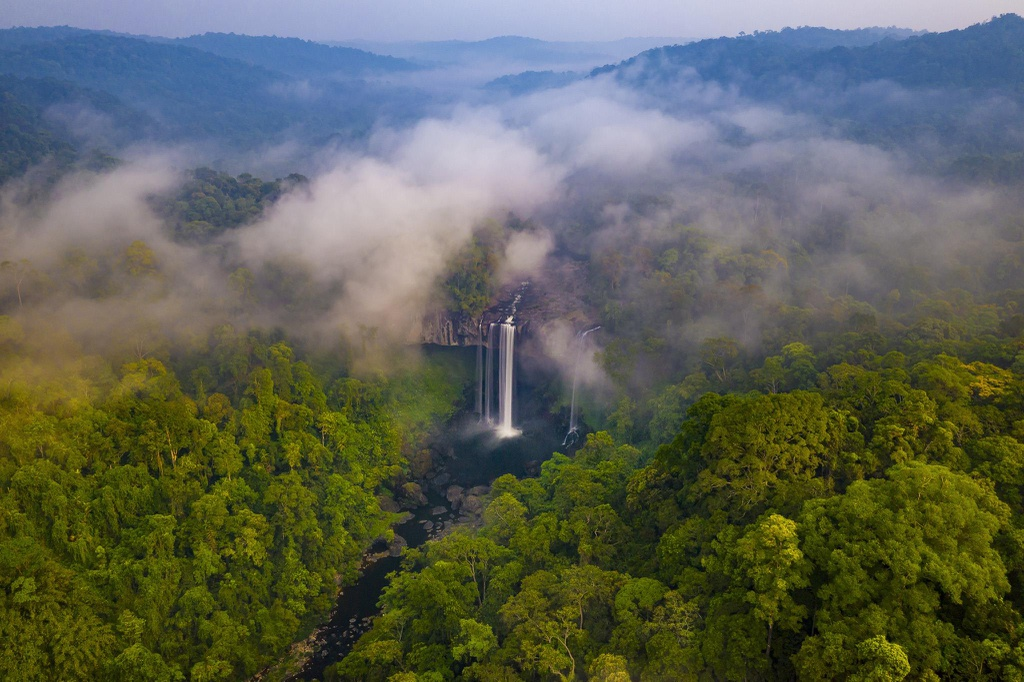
xmin=291 ymin=343 xmax=568 ymax=680
xmin=292 ymin=493 xmax=458 ymax=681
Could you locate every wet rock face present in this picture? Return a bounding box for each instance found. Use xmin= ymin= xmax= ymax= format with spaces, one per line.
xmin=420 ymin=310 xmax=481 ymax=346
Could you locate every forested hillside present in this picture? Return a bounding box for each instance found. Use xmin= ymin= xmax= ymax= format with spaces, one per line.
xmin=0 ymin=86 xmax=76 ymax=183
xmin=169 ymin=33 xmax=416 ymax=79
xmin=603 ymin=14 xmax=1024 ymax=169
xmin=607 ymin=14 xmax=1024 ymax=91
xmin=333 ymin=305 xmax=1024 ymax=679
xmin=0 ymin=72 xmax=153 ymax=184
xmin=2 ymin=13 xmax=1024 ymax=682
xmin=0 ymin=157 xmax=476 ymax=678
xmin=0 ymin=315 xmax=465 ymax=680
xmin=0 ymin=28 xmax=429 ymax=159
xmin=324 ymin=16 xmax=1024 ymax=681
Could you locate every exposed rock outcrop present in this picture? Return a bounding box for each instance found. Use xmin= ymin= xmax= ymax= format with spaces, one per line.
xmin=420 ymin=310 xmax=481 ymax=346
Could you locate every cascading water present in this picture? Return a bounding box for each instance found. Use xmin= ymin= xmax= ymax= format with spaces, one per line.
xmin=496 ymin=320 xmax=518 ymax=437
xmin=564 ymin=326 xmax=600 ymax=446
xmin=475 ymin=319 xmax=484 ymax=417
xmin=476 ymin=283 xmax=528 ymax=437
xmin=484 ymin=322 xmax=495 ymax=424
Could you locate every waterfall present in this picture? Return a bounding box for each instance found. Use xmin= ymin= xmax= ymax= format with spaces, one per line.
xmin=496 ymin=321 xmax=517 ymax=437
xmin=564 ymin=326 xmax=600 ymax=446
xmin=484 ymin=323 xmax=495 ymax=424
xmin=475 ymin=318 xmax=484 ymax=418
xmin=476 ymin=317 xmax=519 ymax=437
xmin=476 ymin=282 xmax=530 ymax=436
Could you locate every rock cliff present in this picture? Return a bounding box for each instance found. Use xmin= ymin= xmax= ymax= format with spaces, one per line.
xmin=420 ymin=310 xmax=481 ymax=346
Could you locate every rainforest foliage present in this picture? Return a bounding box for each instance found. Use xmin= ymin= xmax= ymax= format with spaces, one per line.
xmin=333 ymin=315 xmax=1024 ymax=680
xmin=4 ymin=15 xmax=1024 ymax=682
xmin=0 ymin=87 xmax=76 ymax=184
xmin=331 ymin=162 xmax=1024 ymax=679
xmin=0 ymin=317 xmax=466 ymax=680
xmin=0 ymin=29 xmax=426 ymax=151
xmin=4 ymin=159 xmax=1024 ymax=680
xmin=155 ymin=167 xmax=306 ymax=243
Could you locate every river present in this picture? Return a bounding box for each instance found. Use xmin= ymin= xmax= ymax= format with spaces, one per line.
xmin=289 ymin=385 xmax=566 ymax=680
xmin=291 ymin=492 xmax=459 ymax=681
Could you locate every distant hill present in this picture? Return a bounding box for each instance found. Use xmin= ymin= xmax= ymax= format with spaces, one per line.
xmin=5 ymin=18 xmax=1022 ymax=184
xmin=0 ymin=25 xmax=104 ymax=49
xmin=807 ymin=13 xmax=1024 ymax=89
xmin=483 ymin=70 xmax=581 ymax=95
xmin=0 ymin=29 xmax=429 ymax=153
xmin=600 ymin=15 xmax=1024 ymax=92
xmin=381 ymin=36 xmax=606 ymax=65
xmin=170 ymin=32 xmax=418 ymax=79
xmin=594 ymin=15 xmax=1024 ymax=170
xmin=335 ymin=35 xmax=690 ymax=71
xmin=732 ymin=25 xmax=919 ymax=50
xmin=0 ymin=32 xmax=279 ymax=98
xmin=0 ymin=85 xmax=76 ymax=183
xmin=0 ymin=73 xmax=161 ymax=183
xmin=0 ymin=33 xmax=290 ymax=138
xmin=0 ymin=73 xmax=152 ymax=129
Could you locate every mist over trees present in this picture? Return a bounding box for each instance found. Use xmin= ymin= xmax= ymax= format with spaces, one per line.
xmin=2 ymin=12 xmax=1024 ymax=681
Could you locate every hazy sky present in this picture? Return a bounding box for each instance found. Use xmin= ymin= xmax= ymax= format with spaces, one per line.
xmin=0 ymin=0 xmax=1019 ymax=42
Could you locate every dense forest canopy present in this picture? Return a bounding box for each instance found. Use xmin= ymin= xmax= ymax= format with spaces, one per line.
xmin=168 ymin=33 xmax=417 ymax=78
xmin=1 ymin=13 xmax=1024 ymax=682
xmin=601 ymin=14 xmax=1024 ymax=173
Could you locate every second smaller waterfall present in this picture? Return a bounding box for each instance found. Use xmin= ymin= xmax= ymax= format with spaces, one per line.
xmin=564 ymin=326 xmax=600 ymax=446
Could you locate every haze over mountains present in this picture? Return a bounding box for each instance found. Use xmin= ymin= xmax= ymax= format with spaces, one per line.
xmin=3 ymin=13 xmax=1023 ymax=376
xmin=333 ymin=35 xmax=690 ymax=79
xmin=2 ymin=15 xmax=1023 ymax=181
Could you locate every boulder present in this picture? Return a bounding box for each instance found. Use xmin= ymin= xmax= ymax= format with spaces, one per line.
xmin=446 ymin=485 xmax=465 ymax=510
xmin=388 ymin=534 xmax=407 ymax=557
xmin=462 ymin=495 xmax=484 ymax=516
xmin=401 ymin=482 xmax=428 ymax=508
xmin=376 ymin=494 xmax=401 ymax=514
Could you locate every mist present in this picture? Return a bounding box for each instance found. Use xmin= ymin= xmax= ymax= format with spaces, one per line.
xmin=2 ymin=51 xmax=1021 ymax=398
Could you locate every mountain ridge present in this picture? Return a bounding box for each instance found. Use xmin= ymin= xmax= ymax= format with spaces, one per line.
xmin=599 ymin=14 xmax=1024 ymax=91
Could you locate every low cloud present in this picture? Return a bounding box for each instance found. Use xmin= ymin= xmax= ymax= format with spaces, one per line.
xmin=231 ymin=110 xmax=565 ymax=343
xmin=2 ymin=64 xmax=1020 ymax=389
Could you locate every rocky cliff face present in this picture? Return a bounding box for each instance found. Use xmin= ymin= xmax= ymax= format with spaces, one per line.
xmin=420 ymin=310 xmax=481 ymax=346
xmin=419 ymin=267 xmax=586 ymax=346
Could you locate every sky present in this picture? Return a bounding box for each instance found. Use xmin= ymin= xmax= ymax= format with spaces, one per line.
xmin=0 ymin=0 xmax=1020 ymax=42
